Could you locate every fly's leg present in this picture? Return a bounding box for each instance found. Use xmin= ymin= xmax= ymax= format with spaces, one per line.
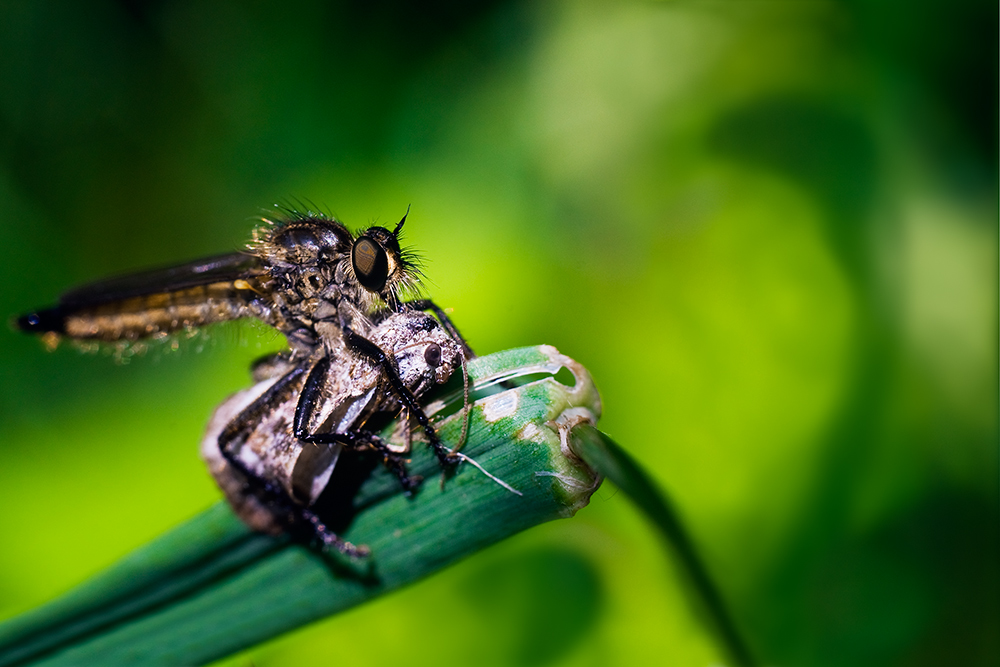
xmin=292 ymin=356 xmax=423 ymax=492
xmin=402 ymin=299 xmax=475 ymax=359
xmin=218 ymin=365 xmax=305 ymax=504
xmin=343 ymin=329 xmax=460 ymax=468
xmin=218 ymin=364 xmax=368 ymax=558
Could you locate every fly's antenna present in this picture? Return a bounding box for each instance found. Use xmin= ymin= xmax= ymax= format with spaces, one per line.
xmin=393 ymin=204 xmax=411 ymax=237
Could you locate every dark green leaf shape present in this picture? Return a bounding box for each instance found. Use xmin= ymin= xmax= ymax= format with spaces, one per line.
xmin=0 ymin=346 xmax=751 ymax=667
xmin=570 ymin=426 xmax=757 ymax=667
xmin=0 ymin=346 xmax=601 ymax=666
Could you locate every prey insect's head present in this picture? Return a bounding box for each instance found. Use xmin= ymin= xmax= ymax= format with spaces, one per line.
xmin=371 ymin=310 xmax=463 ymax=395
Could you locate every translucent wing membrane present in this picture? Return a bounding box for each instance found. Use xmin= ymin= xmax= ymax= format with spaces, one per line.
xmin=17 ymin=253 xmax=267 ymax=343
xmin=58 ymin=253 xmax=263 ymax=308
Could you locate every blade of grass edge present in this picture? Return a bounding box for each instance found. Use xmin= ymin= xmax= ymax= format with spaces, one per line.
xmin=569 ymin=425 xmax=758 ymax=667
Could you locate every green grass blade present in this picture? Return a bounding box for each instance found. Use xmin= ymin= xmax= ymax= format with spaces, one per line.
xmin=0 ymin=346 xmax=602 ymax=667
xmin=570 ymin=425 xmax=757 ymax=667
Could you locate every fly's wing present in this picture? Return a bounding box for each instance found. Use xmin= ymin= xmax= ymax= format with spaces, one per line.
xmin=17 ymin=253 xmax=274 ymax=343
xmin=58 ymin=253 xmax=260 ymax=307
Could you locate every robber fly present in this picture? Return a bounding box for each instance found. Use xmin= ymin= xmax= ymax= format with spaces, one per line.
xmin=17 ymin=207 xmax=472 ymax=554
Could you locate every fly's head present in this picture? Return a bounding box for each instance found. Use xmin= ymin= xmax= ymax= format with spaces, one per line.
xmin=347 ymin=212 xmax=422 ymax=313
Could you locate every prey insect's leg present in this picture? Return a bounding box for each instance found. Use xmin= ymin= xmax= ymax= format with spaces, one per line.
xmin=344 ymin=428 xmax=422 ymax=493
xmin=218 ymin=365 xmax=367 ymax=558
xmin=218 ymin=365 xmax=306 ymax=497
xmin=292 ymin=357 xmax=422 ymax=492
xmin=300 ymin=509 xmax=370 ymax=558
xmin=343 ymin=329 xmax=460 ymax=468
xmin=403 ymin=299 xmax=475 ymax=359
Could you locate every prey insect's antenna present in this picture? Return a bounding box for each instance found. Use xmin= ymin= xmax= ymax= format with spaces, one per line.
xmin=453 ymin=347 xmax=471 ymax=455
xmin=445 ymin=450 xmax=521 ymax=496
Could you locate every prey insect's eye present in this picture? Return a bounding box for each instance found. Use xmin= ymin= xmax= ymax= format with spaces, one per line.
xmin=352 ymin=237 xmax=389 ymax=292
xmin=423 ymin=343 xmax=442 ymax=367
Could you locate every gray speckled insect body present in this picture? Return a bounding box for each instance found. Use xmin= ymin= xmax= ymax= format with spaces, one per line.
xmin=202 ymin=310 xmax=464 ymax=556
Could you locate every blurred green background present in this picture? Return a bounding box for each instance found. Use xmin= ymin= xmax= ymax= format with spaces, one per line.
xmin=0 ymin=1 xmax=996 ymax=665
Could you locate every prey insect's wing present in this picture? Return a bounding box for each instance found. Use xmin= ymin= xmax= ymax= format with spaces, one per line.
xmin=17 ymin=252 xmax=273 ymax=343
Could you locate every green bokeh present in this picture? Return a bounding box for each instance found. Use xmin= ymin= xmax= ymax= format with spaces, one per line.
xmin=0 ymin=1 xmax=995 ymax=666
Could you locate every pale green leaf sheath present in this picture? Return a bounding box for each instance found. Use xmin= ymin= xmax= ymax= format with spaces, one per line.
xmin=0 ymin=346 xmax=602 ymax=667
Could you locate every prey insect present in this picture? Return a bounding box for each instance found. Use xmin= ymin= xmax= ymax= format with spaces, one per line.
xmin=17 ymin=207 xmax=474 ymax=554
xmin=202 ymin=309 xmax=466 ymax=556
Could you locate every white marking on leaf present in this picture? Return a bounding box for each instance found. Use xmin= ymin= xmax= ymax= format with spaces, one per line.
xmin=481 ymin=391 xmax=518 ymax=422
xmin=519 ymin=422 xmax=541 ymax=442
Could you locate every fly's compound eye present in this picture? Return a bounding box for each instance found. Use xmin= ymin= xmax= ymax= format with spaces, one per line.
xmin=423 ymin=342 xmax=442 ymax=368
xmin=352 ymin=236 xmax=389 ymax=292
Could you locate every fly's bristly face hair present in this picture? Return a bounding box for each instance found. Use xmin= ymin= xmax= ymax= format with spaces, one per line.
xmin=347 ymin=221 xmax=424 ymax=312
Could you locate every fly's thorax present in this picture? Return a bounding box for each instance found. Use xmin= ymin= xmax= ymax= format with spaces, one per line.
xmin=254 ymin=216 xmax=352 ymax=270
xmin=253 ymin=215 xmax=352 ymax=325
